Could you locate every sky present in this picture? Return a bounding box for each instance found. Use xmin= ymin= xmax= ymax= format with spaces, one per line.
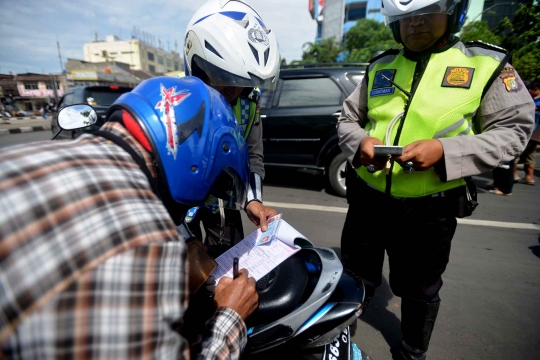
xmin=0 ymin=0 xmax=316 ymax=75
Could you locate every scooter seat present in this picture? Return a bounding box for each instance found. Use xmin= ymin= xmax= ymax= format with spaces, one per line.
xmin=246 ymin=253 xmax=309 ymax=327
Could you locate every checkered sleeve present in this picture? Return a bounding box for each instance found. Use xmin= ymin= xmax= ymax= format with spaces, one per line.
xmin=193 ymin=307 xmax=247 ymax=360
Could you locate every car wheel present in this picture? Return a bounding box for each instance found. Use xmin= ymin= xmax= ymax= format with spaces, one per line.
xmin=328 ymin=152 xmax=347 ymax=197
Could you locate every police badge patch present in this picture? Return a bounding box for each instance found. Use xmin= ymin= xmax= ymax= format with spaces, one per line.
xmin=499 ymin=67 xmax=522 ymax=93
xmin=370 ymin=69 xmax=396 ymax=97
xmin=441 ymin=67 xmax=474 ymax=88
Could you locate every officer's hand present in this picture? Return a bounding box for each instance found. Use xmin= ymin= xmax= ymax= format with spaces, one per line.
xmin=214 ymin=269 xmax=258 ymax=320
xmin=360 ymin=137 xmax=387 ymax=172
xmin=246 ymin=202 xmax=278 ymax=232
xmin=393 ymin=139 xmax=444 ymax=171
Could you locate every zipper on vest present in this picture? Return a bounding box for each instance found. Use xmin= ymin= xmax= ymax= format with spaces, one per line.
xmin=384 ymin=54 xmax=430 ymax=196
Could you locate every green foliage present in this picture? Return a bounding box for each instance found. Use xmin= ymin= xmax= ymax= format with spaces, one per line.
xmin=460 ymin=20 xmax=501 ymax=44
xmin=344 ymin=19 xmax=400 ymax=62
xmin=300 ymin=38 xmax=345 ymax=64
xmin=495 ymin=3 xmax=540 ymax=81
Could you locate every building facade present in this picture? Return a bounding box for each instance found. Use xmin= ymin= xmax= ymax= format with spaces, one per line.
xmin=309 ymin=0 xmax=384 ymax=42
xmin=65 ymin=59 xmax=142 ymax=88
xmin=83 ymin=35 xmax=183 ymax=75
xmin=0 ymin=73 xmax=65 ymax=114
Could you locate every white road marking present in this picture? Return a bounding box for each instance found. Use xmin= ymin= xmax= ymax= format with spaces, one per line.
xmin=264 ymin=201 xmax=540 ymax=230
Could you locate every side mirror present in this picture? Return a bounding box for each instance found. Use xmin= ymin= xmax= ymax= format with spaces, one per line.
xmin=51 ymin=104 xmax=98 ymax=140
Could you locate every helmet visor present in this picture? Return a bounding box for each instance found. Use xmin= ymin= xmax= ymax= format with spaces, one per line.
xmin=193 ymin=55 xmax=278 ymax=91
xmin=384 ymin=0 xmax=459 ymax=25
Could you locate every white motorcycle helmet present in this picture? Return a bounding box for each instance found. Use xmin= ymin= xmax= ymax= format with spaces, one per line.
xmin=381 ymin=0 xmax=470 ymax=43
xmin=184 ymin=0 xmax=280 ymax=91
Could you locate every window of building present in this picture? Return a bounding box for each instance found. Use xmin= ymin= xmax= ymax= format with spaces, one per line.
xmin=345 ymin=3 xmax=366 ymax=22
xmin=24 ymin=82 xmax=38 ymax=90
xmin=167 ymin=58 xmax=172 ymax=67
xmin=277 ymin=78 xmax=342 ymax=107
xmin=148 ymin=52 xmax=155 ymax=61
xmin=158 ymin=56 xmax=164 ymax=65
xmin=174 ymin=61 xmax=179 ymax=70
xmin=109 ymin=52 xmax=117 ymax=55
xmin=149 ymin=64 xmax=156 ymax=73
xmin=46 ymin=82 xmax=60 ymax=90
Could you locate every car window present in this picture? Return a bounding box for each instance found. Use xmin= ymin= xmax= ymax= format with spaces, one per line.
xmin=278 ymin=78 xmax=342 ymax=107
xmin=346 ymin=72 xmax=365 ymax=86
xmin=62 ymin=93 xmax=74 ymax=107
xmin=86 ymin=89 xmax=131 ymax=106
xmin=260 ymin=89 xmax=273 ymax=109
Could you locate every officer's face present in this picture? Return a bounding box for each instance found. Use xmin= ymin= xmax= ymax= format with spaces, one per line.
xmin=399 ymin=13 xmax=448 ymax=52
xmin=213 ymin=86 xmax=243 ymax=102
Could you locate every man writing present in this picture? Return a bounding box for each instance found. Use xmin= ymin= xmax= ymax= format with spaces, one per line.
xmin=337 ymin=0 xmax=534 ymax=359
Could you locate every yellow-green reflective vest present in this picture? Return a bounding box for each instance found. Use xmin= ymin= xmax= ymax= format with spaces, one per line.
xmin=233 ymin=94 xmax=258 ymax=140
xmin=357 ymin=43 xmax=506 ymax=197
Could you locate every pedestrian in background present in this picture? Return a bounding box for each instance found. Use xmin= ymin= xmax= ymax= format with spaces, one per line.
xmin=337 ymin=0 xmax=535 ymax=359
xmin=513 ymin=80 xmax=540 ymax=186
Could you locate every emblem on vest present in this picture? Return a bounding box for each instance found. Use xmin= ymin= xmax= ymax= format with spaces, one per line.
xmin=441 ymin=67 xmax=474 ymax=89
xmin=371 ymin=69 xmax=396 ymax=97
xmin=499 ymin=67 xmax=522 ymax=93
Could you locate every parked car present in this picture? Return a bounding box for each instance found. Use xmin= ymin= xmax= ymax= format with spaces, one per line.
xmin=51 ymin=85 xmax=133 ymax=139
xmin=260 ymin=63 xmax=367 ymax=197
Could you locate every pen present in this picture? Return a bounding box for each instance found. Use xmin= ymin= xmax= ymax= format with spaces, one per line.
xmin=233 ymin=257 xmax=239 ymax=279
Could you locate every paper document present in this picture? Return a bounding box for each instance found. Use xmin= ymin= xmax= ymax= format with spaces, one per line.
xmin=211 ymin=215 xmax=311 ymax=284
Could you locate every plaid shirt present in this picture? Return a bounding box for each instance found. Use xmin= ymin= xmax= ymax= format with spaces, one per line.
xmin=0 ymin=122 xmax=246 ymax=359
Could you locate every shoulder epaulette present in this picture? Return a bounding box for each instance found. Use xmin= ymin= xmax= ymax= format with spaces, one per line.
xmin=368 ymin=48 xmax=401 ymax=66
xmin=465 ymin=40 xmax=507 ymax=53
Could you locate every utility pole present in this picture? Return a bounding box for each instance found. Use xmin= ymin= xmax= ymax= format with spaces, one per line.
xmin=57 ymin=39 xmax=64 ymax=73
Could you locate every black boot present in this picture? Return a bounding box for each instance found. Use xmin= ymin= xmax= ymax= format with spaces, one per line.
xmin=392 ymin=299 xmax=440 ymax=360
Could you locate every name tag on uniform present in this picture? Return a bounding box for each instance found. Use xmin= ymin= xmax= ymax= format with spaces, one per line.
xmin=371 ymin=69 xmax=396 ymax=97
xmin=441 ymin=67 xmax=474 ymax=89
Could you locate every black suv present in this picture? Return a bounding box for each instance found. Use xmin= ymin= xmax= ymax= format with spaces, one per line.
xmin=260 ymin=64 xmax=367 ymax=197
xmin=51 ymin=85 xmax=133 ymax=139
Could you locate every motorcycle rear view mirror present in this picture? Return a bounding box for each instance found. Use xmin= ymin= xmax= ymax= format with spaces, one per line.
xmin=51 ymin=104 xmax=98 ymax=140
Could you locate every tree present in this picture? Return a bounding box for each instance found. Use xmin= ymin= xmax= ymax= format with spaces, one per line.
xmin=460 ymin=20 xmax=501 ymax=44
xmin=299 ymin=37 xmax=345 ymax=63
xmin=280 ymin=58 xmax=287 ymax=66
xmin=345 ymin=19 xmax=400 ymax=62
xmin=495 ymin=3 xmax=540 ymax=81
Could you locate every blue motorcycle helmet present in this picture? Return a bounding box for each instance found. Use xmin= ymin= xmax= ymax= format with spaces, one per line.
xmin=106 ymin=76 xmax=249 ymax=224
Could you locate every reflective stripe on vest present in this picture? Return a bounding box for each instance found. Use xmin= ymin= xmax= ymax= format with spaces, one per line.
xmin=233 ymin=97 xmax=256 ymax=140
xmin=358 ymin=43 xmax=505 ymax=197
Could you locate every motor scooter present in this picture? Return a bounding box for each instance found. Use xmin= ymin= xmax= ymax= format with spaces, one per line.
xmin=180 ymin=221 xmax=373 ymax=360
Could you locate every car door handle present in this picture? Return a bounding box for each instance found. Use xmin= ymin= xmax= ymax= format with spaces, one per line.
xmin=332 ymin=111 xmax=341 ymax=118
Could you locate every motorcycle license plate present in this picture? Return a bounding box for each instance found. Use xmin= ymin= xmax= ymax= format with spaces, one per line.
xmin=322 ymin=327 xmax=370 ymax=360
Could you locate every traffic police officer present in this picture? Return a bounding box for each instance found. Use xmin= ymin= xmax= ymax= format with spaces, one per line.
xmin=183 ymin=0 xmax=280 ymax=244
xmin=337 ymin=0 xmax=535 ymax=359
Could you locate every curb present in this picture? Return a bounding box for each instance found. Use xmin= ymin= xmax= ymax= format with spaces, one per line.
xmin=0 ymin=125 xmax=51 ymax=136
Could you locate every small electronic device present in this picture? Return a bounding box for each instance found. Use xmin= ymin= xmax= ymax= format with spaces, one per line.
xmin=374 ymin=145 xmax=404 ymax=156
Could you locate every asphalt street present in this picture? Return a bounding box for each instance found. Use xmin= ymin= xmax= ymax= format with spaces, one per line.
xmin=242 ymin=166 xmax=540 ymax=360
xmin=2 ymin=131 xmax=539 ymax=360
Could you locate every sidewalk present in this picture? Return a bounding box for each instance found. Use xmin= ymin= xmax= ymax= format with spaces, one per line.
xmin=0 ymin=117 xmax=52 ymax=136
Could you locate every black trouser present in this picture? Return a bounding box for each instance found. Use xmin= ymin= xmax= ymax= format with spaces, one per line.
xmin=341 ymin=180 xmax=457 ymax=303
xmin=187 ymin=207 xmax=245 ymax=246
